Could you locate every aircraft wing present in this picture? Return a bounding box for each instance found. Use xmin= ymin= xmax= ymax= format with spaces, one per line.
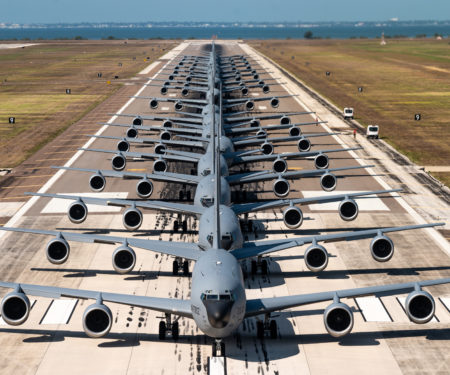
xmin=223 ymin=95 xmax=297 ymax=105
xmin=230 ymin=223 xmax=444 ymax=260
xmin=132 ymin=96 xmax=208 ymax=105
xmin=26 ymin=192 xmax=205 ymax=216
xmin=54 ymin=166 xmax=203 ymax=185
xmin=99 ymin=123 xmax=203 ymax=135
xmin=226 ymin=120 xmax=326 ymax=135
xmin=232 ymin=132 xmax=339 ymax=147
xmin=245 ymin=277 xmax=450 ymax=318
xmin=0 ymin=281 xmax=193 ymax=318
xmin=0 ymin=227 xmax=202 ymax=261
xmin=87 ymin=135 xmax=208 ymax=148
xmin=231 ymin=189 xmax=401 ymax=215
xmin=226 ymin=165 xmax=373 ymax=185
xmin=110 ymin=113 xmax=203 ymax=125
xmin=79 ymin=148 xmax=201 ymax=162
xmin=223 ymin=112 xmax=312 ymax=123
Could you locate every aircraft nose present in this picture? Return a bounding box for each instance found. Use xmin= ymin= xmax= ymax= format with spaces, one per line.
xmin=202 ymin=300 xmax=234 ymax=329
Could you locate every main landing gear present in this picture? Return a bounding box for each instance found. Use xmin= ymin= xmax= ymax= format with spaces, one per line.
xmin=250 ymin=256 xmax=269 ymax=275
xmin=173 ymin=214 xmax=188 ymax=232
xmin=172 ymin=257 xmax=190 ymax=276
xmin=212 ymin=338 xmax=225 ymax=357
xmin=256 ymin=314 xmax=278 ymax=339
xmin=158 ymin=313 xmax=179 ymax=341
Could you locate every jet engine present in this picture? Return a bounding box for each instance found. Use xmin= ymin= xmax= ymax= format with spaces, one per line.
xmin=132 ymin=117 xmax=142 ymax=126
xmin=273 ymin=178 xmax=290 ymax=198
xmin=245 ymin=101 xmax=255 ymax=111
xmin=250 ymin=119 xmax=260 ymax=127
xmin=68 ymin=200 xmax=88 ymax=224
xmin=297 ymin=138 xmax=311 ymax=152
xmin=136 ymin=178 xmax=153 ymax=198
xmin=150 ymin=99 xmax=158 ymax=109
xmin=370 ymin=234 xmax=394 ymax=262
xmin=240 ymin=87 xmax=249 ymax=96
xmin=262 ymin=85 xmax=270 ymax=94
xmin=126 ymin=127 xmax=138 ymax=138
xmin=280 ymin=116 xmax=291 ymax=125
xmin=82 ymin=303 xmax=112 ymax=338
xmin=405 ymin=290 xmax=435 ymax=324
xmin=304 ymin=244 xmax=328 ymax=272
xmin=338 ymin=198 xmax=358 ymax=221
xmin=123 ymin=207 xmax=143 ymax=231
xmin=253 ymin=74 xmax=259 ymax=80
xmin=160 ymin=86 xmax=168 ymax=95
xmin=314 ymin=153 xmax=329 ymax=169
xmin=270 ymin=98 xmax=280 ymax=108
xmin=289 ymin=126 xmax=301 ymax=137
xmin=320 ymin=173 xmax=337 ymax=192
xmin=154 ymin=143 xmax=166 ymax=155
xmin=112 ymin=245 xmax=136 ymax=274
xmin=89 ymin=173 xmax=106 ymax=192
xmin=273 ymin=158 xmax=287 ymax=173
xmin=1 ymin=291 xmax=31 ymax=326
xmin=162 ymin=120 xmax=173 ymax=128
xmin=283 ymin=206 xmax=303 ymax=229
xmin=117 ymin=139 xmax=130 ymax=152
xmin=174 ymin=101 xmax=183 ymax=111
xmin=46 ymin=236 xmax=70 ymax=264
xmin=261 ymin=142 xmax=274 ymax=155
xmin=181 ymin=88 xmax=189 ymax=97
xmin=323 ymin=302 xmax=354 ymax=337
xmin=153 ymin=158 xmax=167 ymax=173
xmin=111 ymin=154 xmax=126 ymax=171
xmin=256 ymin=129 xmax=267 ymax=139
xmin=159 ymin=130 xmax=171 ymax=141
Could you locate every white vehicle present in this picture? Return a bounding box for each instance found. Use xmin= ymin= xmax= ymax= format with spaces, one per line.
xmin=366 ymin=125 xmax=379 ymax=139
xmin=343 ymin=107 xmax=354 ymax=119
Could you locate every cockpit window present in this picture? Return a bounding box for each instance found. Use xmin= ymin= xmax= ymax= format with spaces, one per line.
xmin=200 ymin=197 xmax=214 ymax=207
xmin=201 ymin=293 xmax=233 ymax=301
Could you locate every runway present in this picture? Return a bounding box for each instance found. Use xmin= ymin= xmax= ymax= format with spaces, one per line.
xmin=0 ymin=40 xmax=448 ymax=374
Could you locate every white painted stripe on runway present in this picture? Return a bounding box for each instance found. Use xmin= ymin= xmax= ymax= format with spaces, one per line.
xmin=41 ymin=192 xmax=128 ymax=214
xmin=302 ymin=191 xmax=389 ymax=211
xmin=251 ymin=93 xmax=260 ymax=97
xmin=258 ymin=106 xmax=267 ymax=110
xmin=161 ymin=106 xmax=170 ymax=111
xmin=355 ymin=297 xmax=391 ymax=322
xmin=242 ymin=43 xmax=450 ymax=255
xmin=40 ymin=299 xmax=78 ymax=325
xmin=439 ymin=297 xmax=450 ymax=312
xmin=169 ymin=93 xmax=176 ymax=97
xmin=397 ymin=297 xmax=438 ymax=322
xmin=0 ymin=300 xmax=36 ymax=325
xmin=0 ymin=42 xmax=189 ymax=240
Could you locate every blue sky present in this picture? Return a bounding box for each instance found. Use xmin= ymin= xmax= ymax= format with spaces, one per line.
xmin=0 ymin=0 xmax=449 ymax=23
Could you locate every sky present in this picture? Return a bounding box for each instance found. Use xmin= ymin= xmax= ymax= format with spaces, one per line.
xmin=0 ymin=0 xmax=449 ymax=24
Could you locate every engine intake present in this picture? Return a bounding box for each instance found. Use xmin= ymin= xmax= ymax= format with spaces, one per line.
xmin=314 ymin=154 xmax=329 ymax=169
xmin=126 ymin=127 xmax=138 ymax=138
xmin=338 ymin=198 xmax=358 ymax=221
xmin=150 ymin=99 xmax=158 ymax=109
xmin=117 ymin=139 xmax=130 ymax=152
xmin=160 ymin=86 xmax=168 ymax=95
xmin=162 ymin=120 xmax=173 ymax=128
xmin=320 ymin=173 xmax=337 ymax=192
xmin=280 ymin=116 xmax=291 ymax=125
xmin=1 ymin=291 xmax=31 ymax=326
xmin=289 ymin=126 xmax=301 ymax=137
xmin=112 ymin=245 xmax=136 ymax=274
xmin=154 ymin=143 xmax=166 ymax=155
xmin=136 ymin=179 xmax=153 ymax=198
xmin=298 ymin=138 xmax=311 ymax=152
xmin=111 ymin=154 xmax=126 ymax=171
xmin=241 ymin=87 xmax=249 ymax=96
xmin=370 ymin=235 xmax=394 ymax=262
xmin=405 ymin=290 xmax=435 ymax=324
xmin=324 ymin=302 xmax=354 ymax=337
xmin=174 ymin=101 xmax=183 ymax=111
xmin=82 ymin=303 xmax=112 ymax=338
xmin=283 ymin=206 xmax=303 ymax=229
xmin=123 ymin=207 xmax=143 ymax=231
xmin=68 ymin=200 xmax=87 ymax=224
xmin=153 ymin=158 xmax=167 ymax=173
xmin=250 ymin=119 xmax=260 ymax=127
xmin=270 ymin=98 xmax=280 ymax=108
xmin=46 ymin=237 xmax=70 ymax=264
xmin=181 ymin=88 xmax=189 ymax=97
xmin=273 ymin=178 xmax=290 ymax=198
xmin=132 ymin=117 xmax=142 ymax=126
xmin=89 ymin=173 xmax=106 ymax=192
xmin=256 ymin=129 xmax=267 ymax=139
xmin=273 ymin=158 xmax=287 ymax=173
xmin=262 ymin=85 xmax=270 ymax=94
xmin=245 ymin=101 xmax=255 ymax=111
xmin=304 ymin=244 xmax=328 ymax=272
xmin=160 ymin=130 xmax=171 ymax=141
xmin=261 ymin=142 xmax=273 ymax=155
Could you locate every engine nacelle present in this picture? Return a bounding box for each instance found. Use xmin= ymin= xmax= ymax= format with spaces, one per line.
xmin=132 ymin=116 xmax=142 ymax=125
xmin=273 ymin=178 xmax=290 ymax=198
xmin=241 ymin=87 xmax=249 ymax=96
xmin=153 ymin=158 xmax=167 ymax=173
xmin=46 ymin=237 xmax=70 ymax=264
xmin=338 ymin=198 xmax=358 ymax=221
xmin=283 ymin=206 xmax=303 ymax=229
xmin=117 ymin=139 xmax=130 ymax=152
xmin=111 ymin=154 xmax=126 ymax=171
xmin=160 ymin=86 xmax=168 ymax=95
xmin=123 ymin=207 xmax=143 ymax=231
xmin=370 ymin=235 xmax=394 ymax=262
xmin=304 ymin=244 xmax=328 ymax=272
xmin=289 ymin=126 xmax=301 ymax=137
xmin=250 ymin=119 xmax=260 ymax=127
xmin=82 ymin=303 xmax=112 ymax=338
xmin=253 ymin=74 xmax=259 ymax=80
xmin=68 ymin=200 xmax=87 ymax=224
xmin=405 ymin=290 xmax=435 ymax=324
xmin=320 ymin=173 xmax=337 ymax=192
xmin=323 ymin=302 xmax=354 ymax=337
xmin=150 ymin=99 xmax=158 ymax=109
xmin=270 ymin=98 xmax=280 ymax=108
xmin=154 ymin=143 xmax=166 ymax=155
xmin=89 ymin=173 xmax=106 ymax=192
xmin=136 ymin=179 xmax=153 ymax=198
xmin=174 ymin=101 xmax=183 ymax=111
xmin=112 ymin=245 xmax=136 ymax=274
xmin=314 ymin=153 xmax=329 ymax=169
xmin=256 ymin=129 xmax=267 ymax=139
xmin=162 ymin=120 xmax=173 ymax=128
xmin=181 ymin=88 xmax=189 ymax=97
xmin=262 ymin=85 xmax=270 ymax=94
xmin=160 ymin=130 xmax=171 ymax=141
xmin=280 ymin=116 xmax=291 ymax=125
xmin=298 ymin=138 xmax=311 ymax=152
xmin=186 ymin=75 xmax=192 ymax=82
xmin=245 ymin=101 xmax=255 ymax=111
xmin=273 ymin=158 xmax=287 ymax=173
xmin=126 ymin=127 xmax=138 ymax=138
xmin=261 ymin=142 xmax=274 ymax=155
xmin=1 ymin=291 xmax=31 ymax=326
xmin=168 ymin=75 xmax=174 ymax=81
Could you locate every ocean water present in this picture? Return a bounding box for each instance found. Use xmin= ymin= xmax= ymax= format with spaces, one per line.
xmin=0 ymin=25 xmax=448 ymax=40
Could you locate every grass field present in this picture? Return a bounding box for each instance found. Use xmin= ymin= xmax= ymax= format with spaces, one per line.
xmin=0 ymin=40 xmax=174 ymax=167
xmin=250 ymin=39 xmax=450 ymax=187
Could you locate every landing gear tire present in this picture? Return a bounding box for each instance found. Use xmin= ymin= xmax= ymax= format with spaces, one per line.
xmin=247 ymin=220 xmax=253 ymax=232
xmin=173 ymin=220 xmax=179 ymax=232
xmin=256 ymin=321 xmax=264 ymax=340
xmin=220 ymin=342 xmax=225 ymax=357
xmin=251 ymin=260 xmax=257 ymax=275
xmin=261 ymin=260 xmax=268 ymax=275
xmin=172 ymin=321 xmax=179 ymax=341
xmin=182 ymin=220 xmax=188 ymax=233
xmin=159 ymin=321 xmax=166 ymax=340
xmin=182 ymin=260 xmax=189 ymax=276
xmin=179 ymin=190 xmax=185 ymax=200
xmin=172 ymin=260 xmax=179 ymax=276
xmin=269 ymin=320 xmax=278 ymax=339
xmin=186 ymin=191 xmax=191 ymax=201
